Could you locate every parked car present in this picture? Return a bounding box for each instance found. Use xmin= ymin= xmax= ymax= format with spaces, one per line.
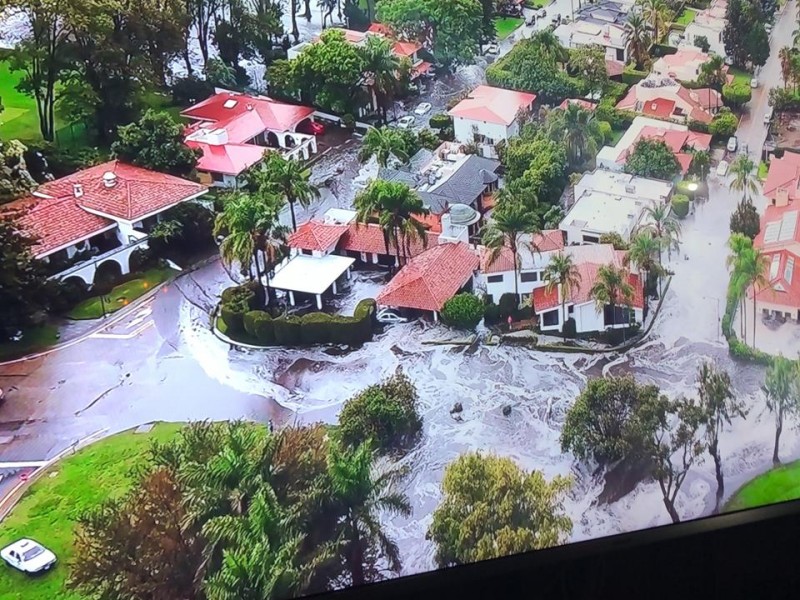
xmin=525 ymin=15 xmax=536 ymax=25
xmin=414 ymin=102 xmax=432 ymax=115
xmin=750 ymin=77 xmax=759 ymax=88
xmin=396 ymin=115 xmax=415 ymax=129
xmin=485 ymin=43 xmax=499 ymax=55
xmin=727 ymin=136 xmax=738 ymax=152
xmin=766 ymin=23 xmax=773 ymax=33
xmin=297 ymin=119 xmax=325 ymax=135
xmin=376 ymin=309 xmax=408 ymax=325
xmin=1 ymin=540 xmax=57 ymax=574
xmin=764 ymin=107 xmax=774 ymax=124
xmin=716 ymin=160 xmax=729 ymax=176
xmin=537 ymin=8 xmax=546 ymax=16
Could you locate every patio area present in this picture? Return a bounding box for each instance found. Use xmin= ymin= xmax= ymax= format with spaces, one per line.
xmin=735 ymin=299 xmax=800 ymax=358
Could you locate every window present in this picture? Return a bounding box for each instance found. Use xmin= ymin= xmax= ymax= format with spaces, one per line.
xmin=487 ymin=274 xmax=504 ymax=283
xmin=568 ymin=305 xmax=574 ymax=313
xmin=542 ymin=310 xmax=559 ymax=327
xmin=583 ymin=234 xmax=600 ymax=244
xmin=604 ymin=305 xmax=632 ymax=326
xmin=211 ymin=171 xmax=225 ymax=183
xmin=301 ymin=249 xmax=313 ymax=256
xmin=520 ymin=272 xmax=538 ymax=283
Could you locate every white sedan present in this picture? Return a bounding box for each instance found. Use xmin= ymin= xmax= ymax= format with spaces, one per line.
xmin=414 ymin=102 xmax=432 ymax=115
xmin=485 ymin=43 xmax=500 ymax=55
xmin=1 ymin=539 xmax=57 ymax=574
xmin=376 ymin=309 xmax=408 ymax=325
xmin=716 ymin=160 xmax=729 ymax=176
xmin=396 ymin=115 xmax=415 ymax=129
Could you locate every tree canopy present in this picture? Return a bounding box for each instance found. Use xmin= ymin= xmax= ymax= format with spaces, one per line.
xmin=624 ymin=138 xmax=681 ymax=180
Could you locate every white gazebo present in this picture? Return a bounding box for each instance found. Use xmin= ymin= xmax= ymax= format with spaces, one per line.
xmin=269 ymin=254 xmax=355 ymax=309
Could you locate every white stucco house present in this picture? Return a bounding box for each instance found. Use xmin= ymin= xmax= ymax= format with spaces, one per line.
xmin=684 ymin=13 xmax=726 ymax=57
xmin=7 ymin=161 xmax=208 ymax=286
xmin=448 ymin=85 xmax=537 ymax=150
xmin=560 ymin=170 xmax=674 ymax=245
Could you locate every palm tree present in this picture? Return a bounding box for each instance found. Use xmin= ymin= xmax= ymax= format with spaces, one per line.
xmin=482 ymin=201 xmax=541 ymax=304
xmin=624 ymin=13 xmax=652 ymax=70
xmin=726 ymin=233 xmax=753 ymax=339
xmin=249 ymin=153 xmax=320 ymax=233
xmin=326 ymin=441 xmax=411 ymax=586
xmin=764 ymin=356 xmax=799 ymax=465
xmin=358 ymin=126 xmax=409 ymax=168
xmin=258 ymin=222 xmax=290 ymax=304
xmin=780 ymin=46 xmax=794 ymax=88
xmin=641 ymin=0 xmax=672 ymax=42
xmin=697 ymin=362 xmax=743 ymax=513
xmin=214 ymin=192 xmax=279 ymax=284
xmin=354 ymin=179 xmax=428 ymax=268
xmin=626 ymin=231 xmax=663 ymax=297
xmin=547 ymin=104 xmax=600 ymax=169
xmin=639 ymin=201 xmax=681 ymax=263
xmin=542 ymin=252 xmax=582 ymax=340
xmin=730 ymin=154 xmax=759 ymax=201
xmin=737 ymin=247 xmax=771 ymax=347
xmin=358 ymin=36 xmax=400 ymax=123
xmin=590 ymin=264 xmax=635 ymax=335
xmin=697 ymin=55 xmax=727 ymax=92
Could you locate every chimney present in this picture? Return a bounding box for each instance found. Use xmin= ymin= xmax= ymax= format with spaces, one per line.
xmin=102 ymin=171 xmax=118 ymax=188
xmin=441 ymin=212 xmax=452 ymax=239
xmin=246 ymin=103 xmax=254 ymax=111
xmin=776 ymin=187 xmax=790 ymax=207
xmin=73 ymin=183 xmax=84 ymax=198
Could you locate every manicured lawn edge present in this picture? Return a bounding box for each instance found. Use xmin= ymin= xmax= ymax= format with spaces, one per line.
xmin=724 ymin=459 xmax=800 ymax=512
xmin=0 ymin=325 xmax=59 ymax=362
xmin=0 ymin=423 xmax=183 ymax=600
xmin=494 ymin=16 xmax=524 ymax=40
xmin=67 ymin=267 xmax=176 ymax=320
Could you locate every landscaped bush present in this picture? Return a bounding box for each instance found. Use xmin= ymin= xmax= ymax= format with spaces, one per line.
xmin=484 ymin=300 xmax=502 ymax=325
xmin=441 ymin=293 xmax=484 ymax=330
xmin=273 ymin=315 xmax=302 ymax=345
xmin=597 ymin=120 xmax=613 ymax=143
xmin=562 ymin=317 xmax=577 ymax=339
xmin=341 ymin=114 xmax=356 ymax=130
xmin=300 ymin=312 xmax=333 ymax=344
xmin=498 ymin=293 xmax=519 ymax=319
xmin=429 ymin=113 xmax=453 ymax=129
xmin=671 ymin=194 xmax=691 ymax=218
xmin=722 ymin=83 xmax=752 ymax=108
xmin=709 ymin=109 xmax=738 ymax=138
xmin=622 ymin=66 xmax=648 ymax=86
xmin=219 ymin=286 xmax=256 ymax=335
xmin=338 ymin=371 xmax=423 ymax=455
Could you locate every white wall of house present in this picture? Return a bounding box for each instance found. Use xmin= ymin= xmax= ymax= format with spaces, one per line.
xmin=538 ymin=301 xmax=644 ymax=334
xmin=453 ymin=117 xmax=512 ymax=145
xmin=562 ymin=224 xmax=607 ymax=246
xmin=480 ymin=269 xmax=547 ymax=301
xmin=684 ymin=23 xmax=725 ymax=57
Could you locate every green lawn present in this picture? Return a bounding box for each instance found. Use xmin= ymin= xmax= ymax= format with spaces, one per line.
xmin=608 ymin=128 xmax=625 ymax=146
xmin=494 ymin=16 xmax=524 ymax=40
xmin=675 ymin=8 xmax=697 ymax=26
xmin=0 ymin=325 xmax=60 ymax=362
xmin=0 ymin=423 xmax=183 ymax=600
xmin=724 ymin=460 xmax=800 ymax=513
xmin=525 ymin=0 xmax=550 ymax=7
xmin=729 ymin=67 xmax=752 ymax=87
xmin=758 ymin=160 xmax=769 ymax=181
xmin=67 ymin=267 xmax=175 ymax=320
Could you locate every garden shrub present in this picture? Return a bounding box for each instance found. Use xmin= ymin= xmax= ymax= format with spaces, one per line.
xmin=709 ymin=109 xmax=738 ymax=138
xmin=441 ymin=293 xmax=484 ymax=330
xmin=671 ymin=194 xmax=690 ymax=219
xmin=429 ymin=113 xmax=453 ymax=129
xmin=273 ymin=315 xmax=302 ymax=345
xmin=597 ymin=120 xmax=613 ymax=143
xmin=562 ymin=317 xmax=577 ymax=339
xmin=252 ymin=312 xmax=275 ymax=344
xmin=301 ymin=312 xmax=333 ymax=344
xmin=243 ymin=310 xmax=263 ymax=338
xmin=219 ymin=286 xmax=256 ymax=334
xmin=338 ymin=371 xmax=423 ymax=454
xmin=484 ymin=300 xmax=501 ymax=325
xmin=498 ymin=293 xmax=519 ymax=319
xmin=341 ymin=114 xmax=356 ymax=130
xmin=622 ymin=66 xmax=648 ymax=86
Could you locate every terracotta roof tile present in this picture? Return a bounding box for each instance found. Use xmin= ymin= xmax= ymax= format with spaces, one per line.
xmin=377 ymin=242 xmax=479 ymax=312
xmin=479 ymin=230 xmax=565 ymax=273
xmin=288 ymin=221 xmax=349 ymax=252
xmin=448 ymin=85 xmax=537 ymax=126
xmin=532 ymin=263 xmax=644 ymax=311
xmin=763 ymin=151 xmax=800 ymax=203
xmin=338 ymin=222 xmax=438 ymax=257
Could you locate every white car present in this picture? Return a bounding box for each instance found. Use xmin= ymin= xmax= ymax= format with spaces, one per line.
xmin=750 ymin=77 xmax=758 ymax=88
xmin=1 ymin=539 xmax=57 ymax=574
xmin=376 ymin=309 xmax=408 ymax=325
xmin=414 ymin=102 xmax=432 ymax=115
xmin=537 ymin=8 xmax=546 ymax=17
xmin=485 ymin=43 xmax=499 ymax=55
xmin=716 ymin=160 xmax=729 ymax=176
xmin=396 ymin=115 xmax=415 ymax=129
xmin=727 ymin=136 xmax=738 ymax=152
xmin=764 ymin=107 xmax=774 ymax=124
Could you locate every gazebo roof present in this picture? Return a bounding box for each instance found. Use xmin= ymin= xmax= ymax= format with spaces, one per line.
xmin=269 ymin=254 xmax=355 ymax=295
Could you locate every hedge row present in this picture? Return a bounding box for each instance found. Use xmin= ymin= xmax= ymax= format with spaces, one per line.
xmin=219 ymin=285 xmax=376 ymax=346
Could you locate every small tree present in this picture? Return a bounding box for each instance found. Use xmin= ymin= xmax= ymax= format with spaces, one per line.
xmin=694 ymin=35 xmax=710 ymax=53
xmin=671 ymin=194 xmax=690 ymax=219
xmin=624 ymin=138 xmax=681 ymax=180
xmin=441 ymin=293 xmax=485 ymax=330
xmin=111 ymin=110 xmax=201 ymax=176
xmin=763 ymin=356 xmax=800 ymax=465
xmin=722 ymin=83 xmax=752 ymax=108
xmin=338 ymin=371 xmax=423 ymax=454
xmin=709 ymin=108 xmax=739 ymax=138
xmin=599 ymin=232 xmax=629 ymax=250
xmin=729 ymin=197 xmax=761 ymax=239
xmin=428 ymin=453 xmax=572 ymax=567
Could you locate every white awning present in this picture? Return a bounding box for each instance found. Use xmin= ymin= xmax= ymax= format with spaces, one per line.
xmin=269 ymin=254 xmax=355 ymax=295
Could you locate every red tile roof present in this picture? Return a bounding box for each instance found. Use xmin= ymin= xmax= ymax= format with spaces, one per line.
xmin=448 ymin=85 xmax=537 ymax=126
xmin=368 ymin=23 xmax=393 ymax=35
xmin=377 ymin=242 xmax=479 ymax=312
xmin=616 ymin=80 xmax=718 ymax=124
xmin=412 ymin=212 xmax=442 ymax=233
xmin=37 ymin=161 xmax=206 ymax=221
xmin=411 ymin=61 xmax=433 ymax=79
xmin=338 ymin=222 xmax=438 ymax=257
xmin=532 ymin=263 xmax=644 ymax=311
xmin=617 ymin=125 xmax=712 ymax=174
xmin=288 ymin=221 xmax=349 ymax=252
xmin=393 ymin=40 xmax=421 ymax=57
xmin=558 ymin=99 xmax=597 ymax=111
xmin=480 ymin=230 xmax=565 ymax=273
xmin=187 ymin=141 xmax=267 ymax=175
xmin=606 ymin=59 xmax=625 ymax=77
xmin=753 ymin=202 xmax=800 ymax=249
xmin=751 ymin=250 xmax=800 ymax=309
xmin=4 ymin=195 xmax=115 ymax=257
xmin=642 ymin=98 xmax=676 ymax=119
xmin=763 ymin=151 xmax=800 ymax=203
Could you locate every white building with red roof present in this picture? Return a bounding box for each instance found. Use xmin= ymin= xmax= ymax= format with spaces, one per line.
xmin=478 ymin=230 xmax=565 ymax=302
xmin=616 ymin=75 xmax=722 ymax=124
xmin=532 ymin=244 xmax=645 ymax=334
xmin=448 ymin=85 xmax=537 ymax=150
xmin=651 ymin=48 xmax=731 ymax=84
xmin=181 ymin=90 xmax=320 ymax=187
xmin=4 ymin=161 xmax=207 ymax=285
xmin=596 ymin=116 xmax=712 ymax=175
xmin=763 ymin=151 xmax=800 ymax=206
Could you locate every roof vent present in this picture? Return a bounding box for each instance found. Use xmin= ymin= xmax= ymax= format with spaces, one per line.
xmin=651 ymin=102 xmax=658 ymax=110
xmin=223 ymin=99 xmax=238 ymax=109
xmin=73 ymin=183 xmax=84 ymax=198
xmin=103 ymin=171 xmax=118 ymax=188
xmin=625 ymin=184 xmax=635 ymax=193
xmin=246 ymin=103 xmax=254 ymax=111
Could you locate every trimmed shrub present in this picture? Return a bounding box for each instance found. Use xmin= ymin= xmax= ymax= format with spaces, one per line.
xmin=688 ymin=119 xmax=710 ymax=133
xmin=243 ymin=310 xmax=263 ymax=338
xmin=341 ymin=114 xmax=356 ymax=130
xmin=441 ymin=293 xmax=484 ymax=330
xmin=273 ymin=316 xmax=302 ymax=345
xmin=484 ymin=301 xmax=502 ymax=325
xmin=301 ymin=312 xmax=333 ymax=344
xmin=498 ymin=293 xmax=519 ymax=319
xmin=338 ymin=371 xmax=423 ymax=454
xmin=219 ymin=286 xmax=256 ymax=334
xmin=562 ymin=317 xmax=577 ymax=339
xmin=429 ymin=113 xmax=453 ymax=129
xmin=709 ymin=109 xmax=738 ymax=138
xmin=722 ymin=83 xmax=752 ymax=108
xmin=597 ymin=120 xmax=613 ymax=144
xmin=671 ymin=194 xmax=691 ymax=218
xmin=252 ymin=311 xmax=274 ymax=344
xmin=622 ymin=66 xmax=648 ymax=86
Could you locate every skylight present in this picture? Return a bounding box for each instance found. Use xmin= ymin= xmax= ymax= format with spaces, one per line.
xmin=763 ymin=221 xmax=781 ymax=244
xmin=779 ymin=211 xmax=798 ymax=241
xmin=223 ymin=99 xmax=238 ymax=109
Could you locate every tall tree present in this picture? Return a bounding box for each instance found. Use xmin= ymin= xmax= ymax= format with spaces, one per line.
xmin=697 ymin=54 xmax=727 ymax=90
xmin=730 ymin=154 xmax=759 ymax=200
xmin=542 ymin=252 xmax=582 ymax=340
xmin=624 ymin=12 xmax=652 ymax=70
xmin=567 ymin=44 xmax=609 ymax=98
xmin=353 ymin=179 xmax=428 ymax=267
xmin=249 ymin=153 xmax=320 ymax=232
xmin=325 ymin=441 xmax=411 ymax=586
xmin=0 ymin=139 xmax=38 ymax=203
xmin=545 ymin=103 xmax=601 ymax=169
xmin=138 ymin=0 xmax=190 ymax=87
xmin=639 ymin=201 xmax=681 ymax=263
xmin=589 ymin=264 xmax=635 ymax=331
xmin=481 ymin=201 xmax=541 ymax=304
xmin=428 ymin=453 xmax=572 ymax=567
xmin=626 ymin=231 xmax=662 ymax=297
xmin=358 ymin=36 xmax=401 ymax=122
xmin=735 ymin=246 xmax=770 ymax=347
xmin=779 ymin=46 xmax=794 ymax=88
xmin=763 ymin=356 xmax=800 ymax=465
xmin=639 ymin=0 xmax=672 ymax=43
xmin=187 ymin=0 xmax=222 ymax=67
xmin=358 ymin=127 xmax=409 ymax=167
xmin=726 ymin=232 xmax=753 ymax=339
xmin=697 ymin=362 xmax=744 ymax=513
xmin=729 ymin=197 xmax=761 ymax=240
xmin=111 ymin=109 xmax=201 ymax=176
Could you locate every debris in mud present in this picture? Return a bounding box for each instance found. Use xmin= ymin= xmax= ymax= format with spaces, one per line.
xmin=450 ymin=402 xmax=463 ymax=414
xmin=502 ymin=405 xmax=512 ymax=416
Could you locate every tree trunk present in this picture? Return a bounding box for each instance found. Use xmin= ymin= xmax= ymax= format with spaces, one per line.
xmin=304 ymin=0 xmax=312 ymax=20
xmin=348 ymin=523 xmax=365 ymax=587
xmin=512 ymin=248 xmax=519 ymax=306
xmin=752 ymin=287 xmax=757 ymax=348
xmin=289 ymin=200 xmax=297 ymax=232
xmin=773 ymin=411 xmax=783 ymax=465
xmin=711 ymin=440 xmax=724 ymax=514
xmin=663 ymin=496 xmax=680 ymax=523
xmin=561 ymin=295 xmax=567 ymax=342
xmin=183 ymin=46 xmax=194 ymax=76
